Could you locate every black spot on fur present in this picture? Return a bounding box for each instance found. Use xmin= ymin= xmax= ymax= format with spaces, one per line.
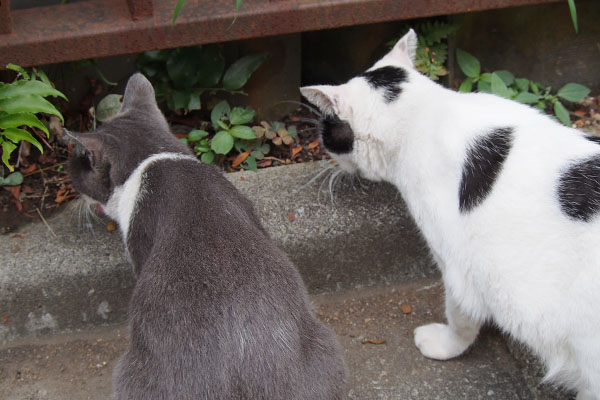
xmin=584 ymin=135 xmax=600 ymax=146
xmin=319 ymin=114 xmax=354 ymax=154
xmin=459 ymin=128 xmax=513 ymax=213
xmin=359 ymin=66 xmax=407 ymax=103
xmin=558 ymin=156 xmax=600 ymax=222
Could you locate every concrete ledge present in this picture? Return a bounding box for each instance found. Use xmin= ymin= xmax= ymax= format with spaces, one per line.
xmin=0 ymin=161 xmax=436 ymax=342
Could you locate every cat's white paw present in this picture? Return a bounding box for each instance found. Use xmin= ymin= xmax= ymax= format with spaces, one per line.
xmin=576 ymin=390 xmax=597 ymax=400
xmin=414 ymin=323 xmax=472 ymax=360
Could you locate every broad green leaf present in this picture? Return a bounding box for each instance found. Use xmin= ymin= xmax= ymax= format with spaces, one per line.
xmin=477 ymin=80 xmax=492 ymax=94
xmin=236 ymin=0 xmax=243 ymax=11
xmin=194 ymin=144 xmax=211 ymax=154
xmin=554 ymin=101 xmax=571 ymax=126
xmin=515 ymin=78 xmax=530 ymax=93
xmin=0 ymin=171 xmax=23 ymax=186
xmin=2 ymin=140 xmax=17 ymax=171
xmin=222 ymin=53 xmax=268 ymax=90
xmin=188 ymin=91 xmax=201 ymax=111
xmin=211 ymin=131 xmax=234 ymax=154
xmin=211 ymin=100 xmax=231 ymax=130
xmin=0 ymin=79 xmax=67 ymax=101
xmin=95 ymin=94 xmax=122 ymax=122
xmin=2 ymin=127 xmax=43 ymax=152
xmin=494 ymin=70 xmax=515 ymax=87
xmin=35 ymin=69 xmax=52 ymax=86
xmin=287 ymin=125 xmax=297 ymax=137
xmin=167 ymin=46 xmax=203 ymax=89
xmin=230 ymin=125 xmax=256 ymax=139
xmin=455 ymin=49 xmax=480 ymax=79
xmin=217 ymin=120 xmax=230 ymax=131
xmin=201 ymin=150 xmax=215 ymax=164
xmin=0 ymin=113 xmax=48 ymax=135
xmin=188 ymin=129 xmax=209 ymax=142
xmin=478 ymin=73 xmax=492 ymax=83
xmin=6 ymin=64 xmax=29 ymax=79
xmin=172 ymin=0 xmax=187 ymax=25
xmin=251 ymin=150 xmax=264 ymax=160
xmin=490 ymin=73 xmax=510 ymax=98
xmin=229 ymin=107 xmax=255 ymax=125
xmin=458 ymin=78 xmax=473 ymax=93
xmin=242 ymin=155 xmax=257 ymax=171
xmin=171 ymin=90 xmax=191 ymax=111
xmin=514 ymin=92 xmax=541 ymax=104
xmin=0 ymin=95 xmax=64 ymax=122
xmin=557 ymin=83 xmax=590 ymax=103
xmin=196 ymin=45 xmax=225 ymax=88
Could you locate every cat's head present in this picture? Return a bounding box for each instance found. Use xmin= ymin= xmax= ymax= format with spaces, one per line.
xmin=66 ymin=73 xmax=191 ymax=213
xmin=300 ymin=29 xmax=418 ymax=181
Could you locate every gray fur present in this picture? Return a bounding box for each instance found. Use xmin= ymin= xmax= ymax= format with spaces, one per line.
xmin=68 ymin=74 xmax=346 ymax=400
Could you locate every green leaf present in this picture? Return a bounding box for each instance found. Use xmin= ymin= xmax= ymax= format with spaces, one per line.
xmin=567 ymin=0 xmax=578 ymax=33
xmin=455 ymin=49 xmax=480 ymax=79
xmin=2 ymin=127 xmax=43 ymax=152
xmin=251 ymin=150 xmax=264 ymax=160
xmin=1 ymin=140 xmax=17 ymax=171
xmin=0 ymin=113 xmax=48 ymax=135
xmin=477 ymin=80 xmax=492 ymax=94
xmin=211 ymin=131 xmax=234 ymax=154
xmin=230 ymin=125 xmax=256 ymax=139
xmin=211 ymin=100 xmax=231 ymax=130
xmin=0 ymin=95 xmax=64 ymax=122
xmin=554 ymin=101 xmax=571 ymax=126
xmin=494 ymin=70 xmax=515 ymax=87
xmin=34 ymin=69 xmax=52 ymax=86
xmin=142 ymin=50 xmax=171 ymax=62
xmin=167 ymin=47 xmax=203 ymax=89
xmin=514 ymin=92 xmax=541 ymax=104
xmin=201 ymin=150 xmax=215 ymax=164
xmin=0 ymin=79 xmax=68 ymax=101
xmin=172 ymin=0 xmax=187 ymax=25
xmin=95 ymin=94 xmax=122 ymax=122
xmin=0 ymin=171 xmax=23 ymax=186
xmin=188 ymin=129 xmax=209 ymax=142
xmin=188 ymin=91 xmax=201 ymax=111
xmin=287 ymin=125 xmax=297 ymax=137
xmin=229 ymin=107 xmax=255 ymax=125
xmin=170 ymin=90 xmax=191 ymax=111
xmin=194 ymin=144 xmax=211 ymax=154
xmin=458 ymin=78 xmax=473 ymax=93
xmin=557 ymin=83 xmax=590 ymax=103
xmin=196 ymin=45 xmax=225 ymax=88
xmin=490 ymin=73 xmax=510 ymax=98
xmin=6 ymin=64 xmax=29 ymax=79
xmin=222 ymin=53 xmax=268 ymax=90
xmin=515 ymin=78 xmax=530 ymax=93
xmin=236 ymin=0 xmax=243 ymax=11
xmin=242 ymin=155 xmax=257 ymax=171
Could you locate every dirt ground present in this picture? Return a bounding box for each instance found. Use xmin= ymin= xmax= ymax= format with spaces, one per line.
xmin=0 ymin=279 xmax=570 ymax=400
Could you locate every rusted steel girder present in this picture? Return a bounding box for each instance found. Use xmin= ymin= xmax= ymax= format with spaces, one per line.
xmin=0 ymin=0 xmax=564 ymax=68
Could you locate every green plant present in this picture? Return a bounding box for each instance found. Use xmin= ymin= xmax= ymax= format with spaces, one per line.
xmin=138 ymin=45 xmax=267 ymax=113
xmin=0 ymin=64 xmax=67 ymax=185
xmin=568 ymin=0 xmax=578 ymax=33
xmin=388 ymin=21 xmax=457 ymax=81
xmin=456 ymin=49 xmax=590 ymax=126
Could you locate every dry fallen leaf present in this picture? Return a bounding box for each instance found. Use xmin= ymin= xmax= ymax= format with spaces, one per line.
xmin=1 ymin=316 xmax=8 ymax=324
xmin=308 ymin=139 xmax=320 ymax=150
xmin=55 ymin=188 xmax=70 ymax=204
xmin=361 ymin=339 xmax=386 ymax=345
xmin=106 ymin=221 xmax=117 ymax=232
xmin=21 ymin=163 xmax=38 ymax=175
xmin=256 ymin=159 xmax=272 ymax=168
xmin=291 ymin=146 xmax=303 ymax=158
xmin=401 ymin=303 xmax=412 ymax=314
xmin=9 ymin=185 xmax=21 ymax=201
xmin=288 ymin=212 xmax=295 ymax=222
xmin=232 ymin=152 xmax=250 ymax=168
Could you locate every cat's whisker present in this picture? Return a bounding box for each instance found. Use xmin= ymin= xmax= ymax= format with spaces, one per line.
xmin=299 ymin=164 xmax=336 ymax=190
xmin=293 ymin=117 xmax=321 ymax=126
xmin=328 ymin=168 xmax=345 ymax=206
xmin=271 ymin=100 xmax=322 ymax=117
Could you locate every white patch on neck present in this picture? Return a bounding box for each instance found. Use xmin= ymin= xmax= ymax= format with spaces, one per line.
xmin=104 ymin=152 xmax=197 ymax=239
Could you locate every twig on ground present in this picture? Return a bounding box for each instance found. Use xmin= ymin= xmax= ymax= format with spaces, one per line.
xmin=36 ymin=207 xmax=58 ymax=239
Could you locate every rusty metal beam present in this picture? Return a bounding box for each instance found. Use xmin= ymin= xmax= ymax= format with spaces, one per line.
xmin=0 ymin=0 xmax=12 ymax=35
xmin=0 ymin=0 xmax=566 ymax=68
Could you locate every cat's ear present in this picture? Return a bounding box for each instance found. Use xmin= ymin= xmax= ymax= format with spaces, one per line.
xmin=120 ymin=73 xmax=160 ymax=114
xmin=389 ymin=28 xmax=417 ymax=66
xmin=63 ymin=129 xmax=104 ymax=169
xmin=300 ymin=85 xmax=343 ymax=115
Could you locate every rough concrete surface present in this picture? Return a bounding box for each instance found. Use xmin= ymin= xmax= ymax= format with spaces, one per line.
xmin=0 ymin=161 xmax=435 ymax=342
xmin=0 ymin=280 xmax=572 ymax=399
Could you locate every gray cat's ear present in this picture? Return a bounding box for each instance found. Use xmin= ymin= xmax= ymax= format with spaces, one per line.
xmin=300 ymin=85 xmax=340 ymax=115
xmin=390 ymin=28 xmax=417 ymax=65
xmin=120 ymin=73 xmax=160 ymax=114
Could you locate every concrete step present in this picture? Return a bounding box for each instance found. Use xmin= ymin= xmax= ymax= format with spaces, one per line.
xmin=0 ymin=280 xmax=569 ymax=399
xmin=0 ymin=160 xmax=436 ymax=342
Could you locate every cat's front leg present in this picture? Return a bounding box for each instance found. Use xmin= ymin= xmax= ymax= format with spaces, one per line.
xmin=414 ymin=290 xmax=481 ymax=360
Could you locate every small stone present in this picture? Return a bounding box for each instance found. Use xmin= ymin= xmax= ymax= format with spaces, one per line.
xmin=401 ymin=303 xmax=412 ymax=314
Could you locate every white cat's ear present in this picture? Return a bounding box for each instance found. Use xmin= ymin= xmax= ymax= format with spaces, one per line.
xmin=390 ymin=28 xmax=417 ymax=66
xmin=300 ymin=85 xmax=342 ymax=115
xmin=120 ymin=73 xmax=160 ymax=114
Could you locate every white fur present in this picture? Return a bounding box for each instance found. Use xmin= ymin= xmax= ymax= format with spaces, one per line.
xmin=302 ymin=31 xmax=600 ymax=398
xmin=103 ymin=152 xmax=198 ymax=238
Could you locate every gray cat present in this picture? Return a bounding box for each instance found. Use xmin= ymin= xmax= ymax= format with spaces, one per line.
xmin=66 ymin=73 xmax=346 ymax=400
